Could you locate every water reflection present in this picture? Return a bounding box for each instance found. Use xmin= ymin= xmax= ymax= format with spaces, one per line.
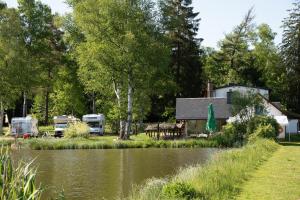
xmin=12 ymin=148 xmax=218 ymax=200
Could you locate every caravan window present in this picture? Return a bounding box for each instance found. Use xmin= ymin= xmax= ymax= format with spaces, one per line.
xmin=55 ymin=123 xmax=68 ymax=128
xmin=87 ymin=121 xmax=100 ymax=128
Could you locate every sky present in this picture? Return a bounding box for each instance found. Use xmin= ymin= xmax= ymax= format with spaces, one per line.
xmin=4 ymin=0 xmax=294 ymax=48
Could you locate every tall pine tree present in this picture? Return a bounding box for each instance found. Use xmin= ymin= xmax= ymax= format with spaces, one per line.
xmin=160 ymin=0 xmax=204 ymax=98
xmin=281 ymin=1 xmax=300 ymax=113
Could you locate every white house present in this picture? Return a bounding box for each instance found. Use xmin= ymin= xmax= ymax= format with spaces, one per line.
xmin=176 ymin=83 xmax=300 ymax=138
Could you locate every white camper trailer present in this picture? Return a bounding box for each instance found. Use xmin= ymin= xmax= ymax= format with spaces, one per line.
xmin=82 ymin=114 xmax=105 ymax=135
xmin=11 ymin=116 xmax=38 ymax=137
xmin=53 ymin=115 xmax=79 ymax=137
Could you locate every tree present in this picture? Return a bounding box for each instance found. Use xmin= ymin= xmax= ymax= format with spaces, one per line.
xmin=0 ymin=7 xmax=26 ymax=132
xmin=281 ymin=1 xmax=300 ymax=113
xmin=18 ymin=0 xmax=64 ymax=124
xmin=205 ymin=8 xmax=257 ymax=86
xmin=160 ymin=0 xmax=204 ymax=97
xmin=253 ymin=24 xmax=286 ymax=101
xmin=72 ymin=0 xmax=170 ymax=139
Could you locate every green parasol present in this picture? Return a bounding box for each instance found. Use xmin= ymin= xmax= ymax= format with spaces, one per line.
xmin=206 ymin=103 xmax=217 ymax=133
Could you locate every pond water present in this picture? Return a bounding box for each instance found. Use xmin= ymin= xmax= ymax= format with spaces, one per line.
xmin=12 ymin=148 xmax=218 ymax=200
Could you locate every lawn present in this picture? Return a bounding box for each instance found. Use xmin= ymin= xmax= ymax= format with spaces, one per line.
xmin=237 ymin=144 xmax=300 ymax=200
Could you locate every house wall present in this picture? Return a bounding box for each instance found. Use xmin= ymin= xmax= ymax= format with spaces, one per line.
xmin=186 ymin=119 xmax=226 ymax=135
xmin=286 ymin=119 xmax=299 ymax=134
xmin=214 ymin=86 xmax=269 ymax=99
xmin=264 ymin=101 xmax=283 ymax=116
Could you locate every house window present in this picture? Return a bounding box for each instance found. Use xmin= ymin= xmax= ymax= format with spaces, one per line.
xmin=255 ymin=105 xmax=265 ymax=115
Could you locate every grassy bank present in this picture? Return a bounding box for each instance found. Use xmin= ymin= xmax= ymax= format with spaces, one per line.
xmin=128 ymin=139 xmax=279 ymax=200
xmin=13 ymin=134 xmax=219 ymax=150
xmin=237 ymin=145 xmax=300 ymax=200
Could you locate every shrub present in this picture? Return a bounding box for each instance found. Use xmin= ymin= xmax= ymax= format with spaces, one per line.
xmin=162 ymin=182 xmax=198 ymax=200
xmin=213 ymin=122 xmax=245 ymax=147
xmin=247 ymin=116 xmax=279 ymax=137
xmin=249 ymin=124 xmax=277 ymax=142
xmin=64 ymin=122 xmax=90 ymax=139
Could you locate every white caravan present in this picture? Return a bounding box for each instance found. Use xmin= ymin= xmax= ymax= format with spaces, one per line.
xmin=11 ymin=116 xmax=38 ymax=137
xmin=82 ymin=114 xmax=105 ymax=135
xmin=53 ymin=115 xmax=79 ymax=137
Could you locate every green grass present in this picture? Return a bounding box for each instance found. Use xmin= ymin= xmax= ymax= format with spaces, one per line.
xmin=237 ymin=145 xmax=300 ymax=200
xmin=19 ymin=133 xmax=219 ymax=150
xmin=127 ymin=139 xmax=280 ymax=200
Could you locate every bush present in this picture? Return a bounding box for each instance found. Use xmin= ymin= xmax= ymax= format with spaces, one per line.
xmin=247 ymin=116 xmax=279 ymax=137
xmin=249 ymin=124 xmax=277 ymax=142
xmin=64 ymin=122 xmax=90 ymax=139
xmin=162 ymin=182 xmax=198 ymax=200
xmin=213 ymin=122 xmax=245 ymax=147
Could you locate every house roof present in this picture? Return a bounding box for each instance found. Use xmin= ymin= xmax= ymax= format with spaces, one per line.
xmin=176 ymin=98 xmax=231 ymax=120
xmin=259 ymin=94 xmax=300 ymax=119
xmin=215 ymin=83 xmax=269 ymax=91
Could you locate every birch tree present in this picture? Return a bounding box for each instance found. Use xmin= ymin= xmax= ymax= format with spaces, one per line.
xmin=72 ymin=0 xmax=169 ymax=139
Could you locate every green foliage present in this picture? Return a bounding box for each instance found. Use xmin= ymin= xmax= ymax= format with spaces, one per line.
xmin=25 ymin=134 xmax=220 ymax=150
xmin=205 ymin=8 xmax=256 ymax=86
xmin=128 ymin=139 xmax=279 ymax=200
xmin=64 ymin=122 xmax=90 ymax=139
xmin=0 ymin=7 xmax=26 ymax=108
xmin=72 ymin=0 xmax=171 ymax=137
xmin=246 ymin=115 xmax=279 ymax=137
xmin=213 ymin=123 xmax=242 ymax=147
xmin=253 ymin=24 xmax=286 ymax=101
xmin=205 ymin=8 xmax=285 ymax=101
xmin=249 ymin=124 xmax=276 ymax=142
xmin=160 ymin=0 xmax=204 ymax=98
xmin=281 ymin=1 xmax=300 ymax=113
xmin=0 ymin=148 xmax=42 ymax=199
xmin=162 ymin=182 xmax=197 ymax=200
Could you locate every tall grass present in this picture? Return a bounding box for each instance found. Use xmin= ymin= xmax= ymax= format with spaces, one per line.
xmin=0 ymin=148 xmax=42 ymax=200
xmin=127 ymin=139 xmax=280 ymax=200
xmin=26 ymin=138 xmax=219 ymax=150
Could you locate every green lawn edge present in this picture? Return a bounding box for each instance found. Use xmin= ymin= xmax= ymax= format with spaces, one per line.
xmin=237 ymin=145 xmax=300 ymax=200
xmin=127 ymin=139 xmax=280 ymax=200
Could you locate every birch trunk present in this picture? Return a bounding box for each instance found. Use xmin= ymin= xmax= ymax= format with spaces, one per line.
xmin=0 ymin=101 xmax=4 ymax=134
xmin=92 ymin=92 xmax=96 ymax=114
xmin=113 ymin=81 xmax=124 ymax=138
xmin=22 ymin=91 xmax=27 ymax=117
xmin=125 ymin=69 xmax=133 ymax=139
xmin=45 ymin=89 xmax=49 ymax=125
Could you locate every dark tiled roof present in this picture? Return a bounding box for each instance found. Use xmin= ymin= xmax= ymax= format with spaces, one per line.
xmin=259 ymin=94 xmax=300 ymax=119
xmin=176 ymin=98 xmax=231 ymax=120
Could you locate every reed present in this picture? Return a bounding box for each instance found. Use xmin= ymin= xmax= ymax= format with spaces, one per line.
xmin=0 ymin=148 xmax=42 ymax=200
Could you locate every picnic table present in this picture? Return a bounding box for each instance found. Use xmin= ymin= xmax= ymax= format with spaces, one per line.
xmin=145 ymin=122 xmax=185 ymax=140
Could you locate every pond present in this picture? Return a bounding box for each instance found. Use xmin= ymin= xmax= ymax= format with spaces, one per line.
xmin=12 ymin=148 xmax=219 ymax=200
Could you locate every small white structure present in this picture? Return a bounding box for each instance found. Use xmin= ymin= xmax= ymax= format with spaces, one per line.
xmin=53 ymin=115 xmax=79 ymax=137
xmin=213 ymin=84 xmax=269 ymax=99
xmin=274 ymin=116 xmax=289 ymax=139
xmin=11 ymin=116 xmax=38 ymax=137
xmin=82 ymin=114 xmax=105 ymax=135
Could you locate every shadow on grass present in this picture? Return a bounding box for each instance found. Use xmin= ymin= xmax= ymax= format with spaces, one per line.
xmin=279 ymin=142 xmax=300 ymax=146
